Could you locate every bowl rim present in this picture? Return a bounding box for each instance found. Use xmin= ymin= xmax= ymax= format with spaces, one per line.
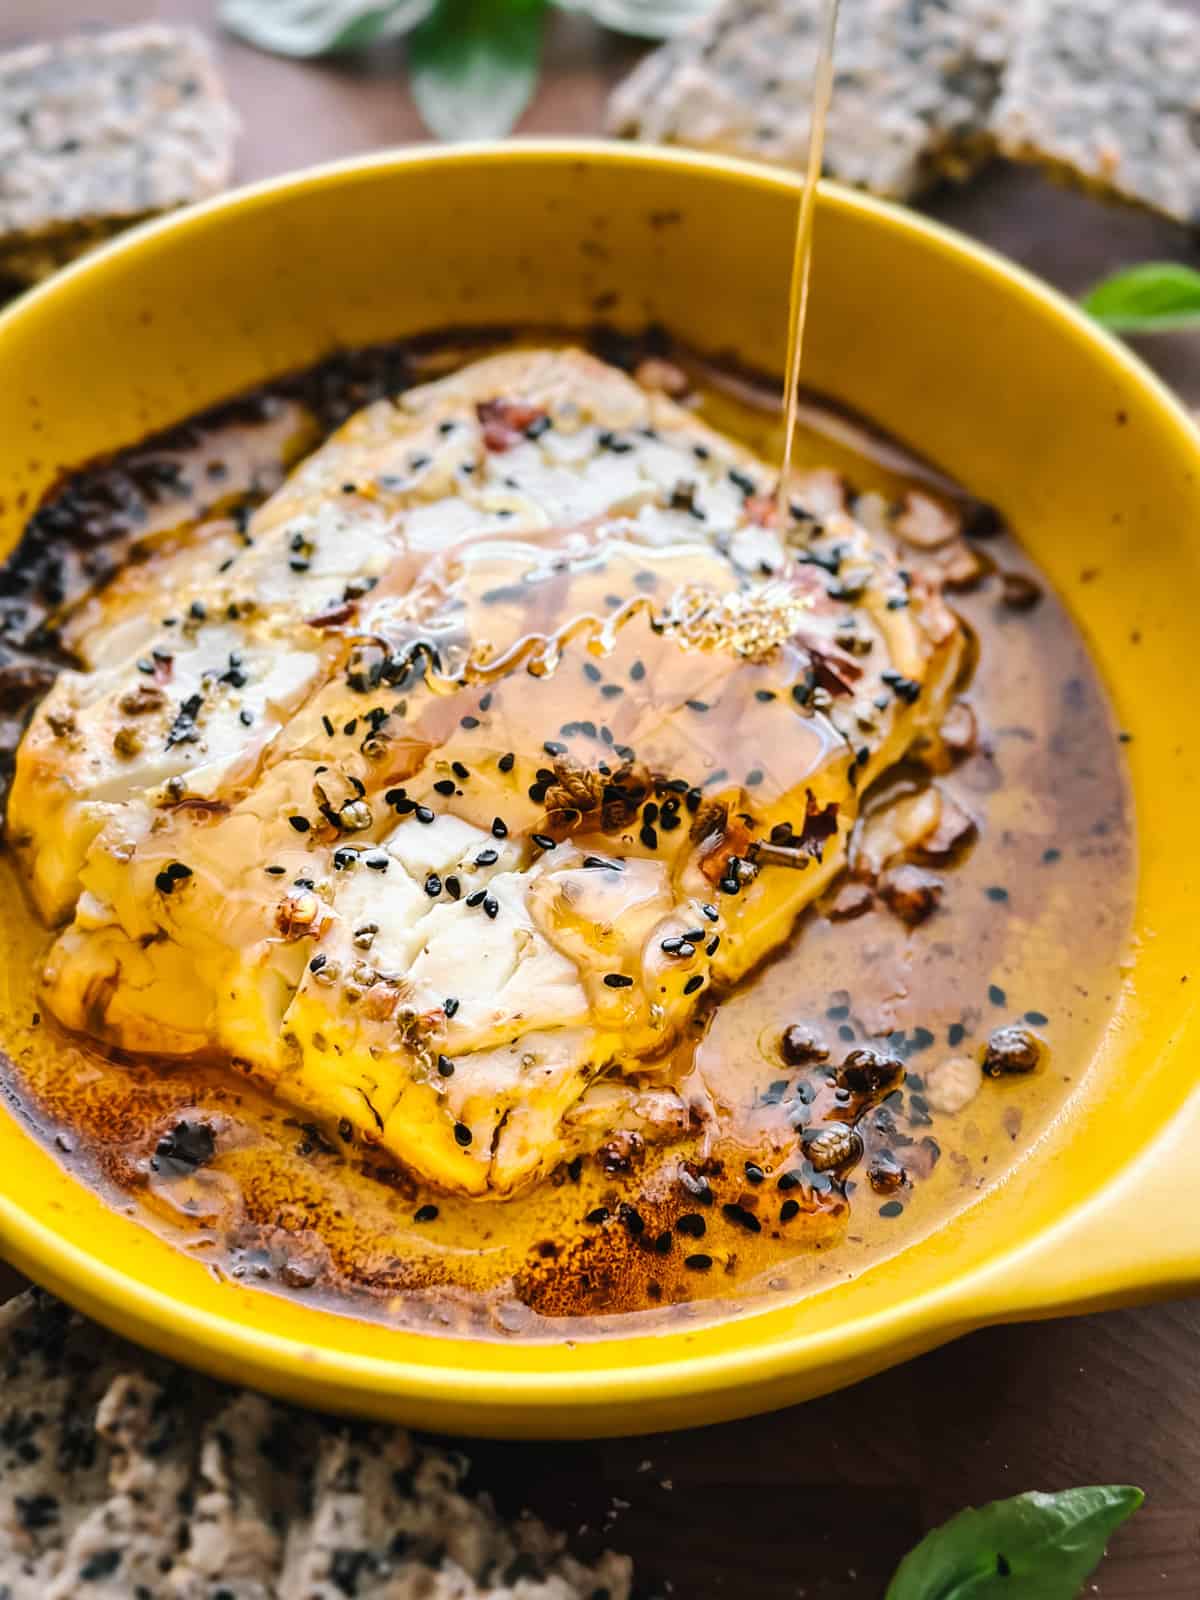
xmin=2 ymin=138 xmax=1198 ymax=1425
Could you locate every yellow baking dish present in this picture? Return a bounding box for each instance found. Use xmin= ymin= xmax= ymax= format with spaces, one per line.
xmin=0 ymin=144 xmax=1196 ymax=1438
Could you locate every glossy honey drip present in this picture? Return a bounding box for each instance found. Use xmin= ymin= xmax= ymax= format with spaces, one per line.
xmin=778 ymin=0 xmax=842 ymax=519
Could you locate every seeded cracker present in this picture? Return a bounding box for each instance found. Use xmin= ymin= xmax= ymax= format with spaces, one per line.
xmin=606 ymin=0 xmax=1012 ymax=202
xmin=993 ymin=0 xmax=1200 ymax=225
xmin=0 ymin=25 xmax=238 ymax=286
xmin=0 ymin=1289 xmax=633 ymax=1598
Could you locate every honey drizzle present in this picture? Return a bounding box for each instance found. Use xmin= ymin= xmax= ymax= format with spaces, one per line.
xmin=777 ymin=0 xmax=842 ymax=520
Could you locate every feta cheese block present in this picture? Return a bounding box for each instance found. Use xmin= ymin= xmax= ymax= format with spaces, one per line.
xmin=12 ymin=349 xmax=965 ymax=1197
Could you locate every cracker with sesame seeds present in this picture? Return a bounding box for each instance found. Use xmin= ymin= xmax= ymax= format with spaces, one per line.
xmin=0 ymin=24 xmax=238 ymax=286
xmin=991 ymin=0 xmax=1200 ymax=225
xmin=606 ymin=0 xmax=1012 ymax=201
xmin=0 ymin=1288 xmax=634 ymax=1600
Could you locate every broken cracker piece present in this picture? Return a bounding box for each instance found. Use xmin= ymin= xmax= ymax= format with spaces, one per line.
xmin=0 ymin=24 xmax=238 ymax=284
xmin=993 ymin=0 xmax=1200 ymax=225
xmin=607 ymin=0 xmax=1012 ymax=202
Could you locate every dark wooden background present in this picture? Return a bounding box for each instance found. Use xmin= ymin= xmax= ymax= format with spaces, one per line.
xmin=4 ymin=4 xmax=1200 ymax=1594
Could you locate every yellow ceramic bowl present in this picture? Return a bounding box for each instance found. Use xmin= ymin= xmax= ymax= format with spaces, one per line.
xmin=0 ymin=144 xmax=1198 ymax=1438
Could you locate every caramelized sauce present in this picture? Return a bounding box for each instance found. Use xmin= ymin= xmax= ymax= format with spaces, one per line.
xmin=0 ymin=330 xmax=1133 ymax=1339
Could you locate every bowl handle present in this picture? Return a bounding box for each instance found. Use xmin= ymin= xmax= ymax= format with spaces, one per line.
xmin=972 ymin=1083 xmax=1200 ymax=1322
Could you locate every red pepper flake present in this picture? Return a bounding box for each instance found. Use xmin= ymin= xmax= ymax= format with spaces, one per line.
xmin=476 ymin=397 xmax=548 ymax=451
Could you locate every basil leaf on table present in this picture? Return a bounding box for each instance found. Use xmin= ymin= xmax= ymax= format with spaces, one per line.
xmin=885 ymin=1485 xmax=1143 ymax=1599
xmin=570 ymin=0 xmax=720 ymax=38
xmin=220 ymin=0 xmax=435 ymax=57
xmin=1082 ymin=263 xmax=1200 ymax=334
xmin=407 ymin=0 xmax=548 ymax=140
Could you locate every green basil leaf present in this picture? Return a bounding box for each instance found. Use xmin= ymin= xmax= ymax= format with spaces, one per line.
xmin=572 ymin=0 xmax=720 ymax=39
xmin=1082 ymin=263 xmax=1200 ymax=334
xmin=885 ymin=1486 xmax=1143 ymax=1600
xmin=408 ymin=0 xmax=547 ymax=141
xmin=220 ymin=0 xmax=435 ymax=57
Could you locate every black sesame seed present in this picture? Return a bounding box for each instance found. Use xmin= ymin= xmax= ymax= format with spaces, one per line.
xmin=482 ymin=896 xmax=499 ymax=919
xmin=687 ymin=699 xmax=710 ymax=713
xmin=684 ymin=1253 xmax=713 ymax=1272
xmin=452 ymin=761 xmax=470 ymax=780
xmin=437 ymin=1055 xmax=455 ymax=1077
xmin=454 ymin=1122 xmax=472 ymax=1146
xmin=1042 ymin=847 xmax=1062 ymax=863
xmin=474 ymin=848 xmax=499 ymax=866
xmin=755 ymin=689 xmax=776 ymax=702
xmin=466 ymin=889 xmax=486 ymax=907
xmin=746 ymin=769 xmax=764 ymax=786
xmin=460 ymin=714 xmax=480 ymax=730
xmin=288 ymin=816 xmax=310 ymax=833
xmin=414 ymin=1204 xmax=439 ymax=1222
xmin=780 ymin=1199 xmax=800 ymax=1222
xmin=425 ymin=874 xmax=442 ymax=897
xmin=491 ymin=817 xmax=508 ymax=838
xmin=531 ymin=833 xmax=556 ymax=850
xmin=366 ymin=853 xmax=389 ymax=872
xmin=744 ymin=1161 xmax=765 ymax=1184
xmin=879 ymin=1200 xmax=904 ymax=1218
xmin=948 ymin=1022 xmax=966 ymax=1047
xmin=1025 ymin=1010 xmax=1049 ymax=1025
xmin=444 ymin=874 xmax=461 ymax=899
xmin=433 ymin=779 xmax=456 ymax=796
xmin=701 ymin=903 xmax=719 ymax=922
xmin=586 ymin=1206 xmax=610 ymax=1225
xmin=604 ymin=973 xmax=634 ymax=988
xmin=480 ymin=692 xmax=493 ymax=711
xmin=988 ymin=983 xmax=1007 ymax=1006
xmin=343 ymin=719 xmax=358 ymax=736
xmin=640 ymin=824 xmax=659 ymax=849
xmin=266 ymin=865 xmax=286 ymax=876
xmin=675 ymin=1213 xmax=706 ymax=1238
xmin=415 ymin=805 xmax=435 ymax=823
xmin=778 ymin=1170 xmax=802 ymax=1191
xmin=498 ymin=752 xmax=515 ymax=773
xmin=584 ymin=662 xmax=603 ymax=683
xmin=385 ymin=787 xmax=407 ymax=805
xmin=723 ymin=1202 xmax=761 ymax=1233
xmin=444 ymin=997 xmax=460 ymax=1017
xmin=683 ymin=974 xmax=704 ymax=995
xmin=601 ymin=683 xmax=623 ymax=699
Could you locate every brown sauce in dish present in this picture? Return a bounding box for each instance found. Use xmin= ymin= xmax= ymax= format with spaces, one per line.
xmin=0 ymin=329 xmax=1133 ymax=1339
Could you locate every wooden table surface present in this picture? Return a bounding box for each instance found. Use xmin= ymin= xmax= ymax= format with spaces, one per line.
xmin=4 ymin=4 xmax=1200 ymax=1595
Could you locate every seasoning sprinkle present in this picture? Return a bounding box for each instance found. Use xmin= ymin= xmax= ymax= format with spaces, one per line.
xmin=723 ymin=1202 xmax=761 ymax=1234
